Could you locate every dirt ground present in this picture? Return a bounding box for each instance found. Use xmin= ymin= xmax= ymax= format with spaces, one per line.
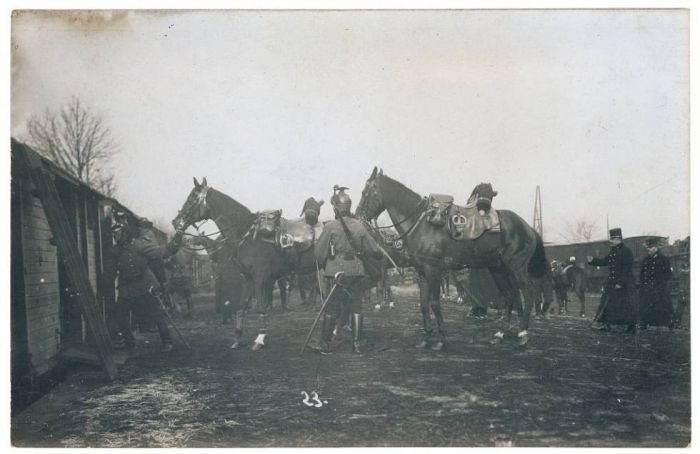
xmin=11 ymin=285 xmax=691 ymax=448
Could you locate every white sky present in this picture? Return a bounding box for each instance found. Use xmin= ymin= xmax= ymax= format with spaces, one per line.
xmin=10 ymin=8 xmax=690 ymax=243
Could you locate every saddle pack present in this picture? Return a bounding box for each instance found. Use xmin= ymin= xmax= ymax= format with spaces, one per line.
xmin=425 ymin=193 xmax=500 ymax=240
xmin=249 ymin=209 xmax=318 ymax=253
xmin=426 ymin=194 xmax=454 ymax=227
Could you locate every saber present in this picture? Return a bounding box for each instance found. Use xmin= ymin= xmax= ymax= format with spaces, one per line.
xmin=150 ymin=287 xmax=191 ymax=350
xmin=376 ymin=242 xmax=404 ymax=277
xmin=300 ymin=271 xmax=344 ymax=355
xmin=314 ymin=259 xmax=325 ymax=308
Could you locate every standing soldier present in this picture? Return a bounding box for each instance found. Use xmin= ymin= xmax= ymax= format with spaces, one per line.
xmin=551 ymin=260 xmax=569 ymax=314
xmin=587 ymin=228 xmax=636 ymax=332
xmin=113 ymin=216 xmax=179 ymax=352
xmin=638 ymin=238 xmax=674 ymax=330
xmin=314 ymin=185 xmax=383 ymax=354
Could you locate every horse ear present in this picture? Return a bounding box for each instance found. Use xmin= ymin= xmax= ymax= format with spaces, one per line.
xmin=193 ymin=177 xmax=200 ymax=188
xmin=370 ymin=167 xmax=378 ymax=179
xmin=319 ymin=200 xmax=324 ymax=206
xmin=379 ymin=168 xmax=384 ymax=175
xmin=202 ymin=177 xmax=208 ymax=187
xmin=493 ymin=191 xmax=498 ymax=197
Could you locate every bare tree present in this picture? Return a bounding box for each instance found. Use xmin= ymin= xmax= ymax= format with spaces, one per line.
xmin=557 ymin=218 xmax=599 ymax=243
xmin=25 ymin=97 xmax=118 ymax=196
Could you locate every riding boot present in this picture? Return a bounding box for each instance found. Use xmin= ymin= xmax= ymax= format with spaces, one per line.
xmin=351 ymin=313 xmax=364 ymax=354
xmin=320 ymin=314 xmax=336 ymax=354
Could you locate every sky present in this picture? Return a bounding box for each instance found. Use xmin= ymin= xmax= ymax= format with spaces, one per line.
xmin=10 ymin=8 xmax=691 ymax=243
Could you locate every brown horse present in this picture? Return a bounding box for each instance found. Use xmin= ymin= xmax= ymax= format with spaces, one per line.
xmin=356 ymin=167 xmax=549 ymax=348
xmin=172 ymin=178 xmax=295 ymax=350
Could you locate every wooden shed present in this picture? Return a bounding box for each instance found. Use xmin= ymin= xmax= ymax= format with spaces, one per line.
xmin=10 ymin=139 xmax=167 ymax=413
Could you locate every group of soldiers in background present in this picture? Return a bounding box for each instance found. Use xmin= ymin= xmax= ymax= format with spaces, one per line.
xmin=587 ymin=228 xmax=677 ymax=333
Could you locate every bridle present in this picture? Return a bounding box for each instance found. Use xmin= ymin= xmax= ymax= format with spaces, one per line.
xmin=359 ymin=180 xmax=428 ymax=242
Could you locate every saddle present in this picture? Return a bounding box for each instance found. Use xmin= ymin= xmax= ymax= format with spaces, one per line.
xmin=249 ymin=209 xmax=319 ymax=252
xmin=426 ymin=193 xmax=500 ymax=240
xmin=278 ymin=217 xmax=318 ymax=252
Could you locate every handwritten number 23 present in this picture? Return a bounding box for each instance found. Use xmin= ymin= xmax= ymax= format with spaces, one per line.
xmin=301 ymin=391 xmax=324 ymax=407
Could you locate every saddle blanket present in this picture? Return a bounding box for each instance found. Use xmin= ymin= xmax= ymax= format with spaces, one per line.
xmin=448 ymin=202 xmax=500 ymax=241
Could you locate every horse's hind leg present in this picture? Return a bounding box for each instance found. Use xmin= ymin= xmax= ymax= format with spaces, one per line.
xmin=578 ymin=288 xmax=586 ymax=316
xmin=488 ymin=267 xmax=520 ymax=342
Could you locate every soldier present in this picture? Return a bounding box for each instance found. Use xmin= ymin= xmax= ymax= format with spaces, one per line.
xmin=314 ymin=186 xmax=383 ymax=354
xmin=551 ymin=260 xmax=569 ymax=314
xmin=113 ymin=216 xmax=178 ymax=352
xmin=587 ymin=228 xmax=636 ymax=332
xmin=638 ymin=238 xmax=674 ymax=330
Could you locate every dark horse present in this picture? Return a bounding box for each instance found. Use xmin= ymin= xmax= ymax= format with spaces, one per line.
xmin=172 ymin=178 xmax=316 ymax=350
xmin=356 ymin=167 xmax=549 ymax=348
xmin=172 ymin=178 xmax=282 ymax=350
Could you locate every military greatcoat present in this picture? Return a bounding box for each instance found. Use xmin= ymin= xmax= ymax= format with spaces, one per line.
xmin=639 ymin=251 xmax=674 ymax=327
xmin=589 ymin=242 xmax=636 ymax=325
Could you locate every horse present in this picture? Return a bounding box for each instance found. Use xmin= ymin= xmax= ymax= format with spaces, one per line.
xmin=563 ymin=262 xmax=587 ymax=316
xmin=189 ymin=234 xmax=247 ymax=326
xmin=356 ymin=167 xmax=549 ymax=348
xmin=172 ymin=178 xmax=286 ymax=350
xmin=172 ymin=178 xmax=316 ymax=350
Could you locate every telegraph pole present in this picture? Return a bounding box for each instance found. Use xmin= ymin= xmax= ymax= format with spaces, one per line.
xmin=533 ymin=186 xmax=543 ymax=240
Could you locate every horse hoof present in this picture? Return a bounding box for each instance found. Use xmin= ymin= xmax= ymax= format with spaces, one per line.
xmin=517 ymin=330 xmax=529 ymax=346
xmin=489 ymin=337 xmax=503 ymax=345
xmin=389 ymin=302 xmax=395 ymax=308
xmin=415 ymin=340 xmax=430 ymax=349
xmin=431 ymin=341 xmax=445 ymax=351
xmin=230 ymin=341 xmax=242 ymax=349
xmin=251 ymin=342 xmax=264 ymax=351
xmin=374 ymin=304 xmax=381 ymax=311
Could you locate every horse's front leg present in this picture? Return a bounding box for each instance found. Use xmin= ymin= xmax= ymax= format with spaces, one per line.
xmin=428 ymin=275 xmax=446 ymax=351
xmin=415 ymin=275 xmax=433 ymax=349
xmin=251 ymin=279 xmax=269 ymax=351
xmin=278 ymin=277 xmax=288 ymax=311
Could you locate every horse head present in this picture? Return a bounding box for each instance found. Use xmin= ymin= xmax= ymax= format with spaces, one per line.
xmin=356 ymin=166 xmax=385 ymax=221
xmin=172 ymin=177 xmax=211 ymax=231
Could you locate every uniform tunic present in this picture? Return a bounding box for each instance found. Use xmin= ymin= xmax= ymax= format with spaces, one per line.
xmin=639 ymin=251 xmax=674 ymax=327
xmin=589 ymin=242 xmax=636 ymax=325
xmin=314 ymin=216 xmax=382 ymax=314
xmin=114 ymin=232 xmax=172 ymax=345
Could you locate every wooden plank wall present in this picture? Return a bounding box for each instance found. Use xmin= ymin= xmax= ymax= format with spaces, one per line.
xmin=20 ymin=175 xmax=61 ymax=376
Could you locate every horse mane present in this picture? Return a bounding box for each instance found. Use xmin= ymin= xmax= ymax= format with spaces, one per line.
xmin=377 ymin=173 xmax=424 ymax=214
xmin=207 ymin=187 xmax=255 ymax=226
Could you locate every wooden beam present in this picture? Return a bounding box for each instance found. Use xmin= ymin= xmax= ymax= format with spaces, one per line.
xmin=13 ymin=139 xmax=118 ymax=381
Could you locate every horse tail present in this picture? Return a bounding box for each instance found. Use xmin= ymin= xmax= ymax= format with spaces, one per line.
xmin=527 ymin=233 xmax=548 ymax=279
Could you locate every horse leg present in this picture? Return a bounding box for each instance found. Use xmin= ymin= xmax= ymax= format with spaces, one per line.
xmin=578 ymin=287 xmax=586 ymax=316
xmin=488 ymin=267 xmax=520 ymax=343
xmin=278 ymin=278 xmax=288 ymax=311
xmin=428 ymin=273 xmax=447 ymax=351
xmin=251 ymin=279 xmax=269 ymax=351
xmin=416 ymin=274 xmax=433 ymax=349
xmin=515 ymin=276 xmax=535 ymax=346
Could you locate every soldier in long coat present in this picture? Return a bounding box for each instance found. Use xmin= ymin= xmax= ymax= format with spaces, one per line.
xmin=587 ymin=228 xmax=636 ymax=332
xmin=113 ymin=217 xmax=178 ymax=352
xmin=638 ymin=238 xmax=674 ymax=329
xmin=314 ymin=186 xmax=382 ymax=354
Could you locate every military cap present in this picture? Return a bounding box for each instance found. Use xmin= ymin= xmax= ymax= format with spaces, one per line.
xmin=609 ymin=228 xmax=623 ymax=239
xmin=645 ymin=238 xmax=659 ymax=247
